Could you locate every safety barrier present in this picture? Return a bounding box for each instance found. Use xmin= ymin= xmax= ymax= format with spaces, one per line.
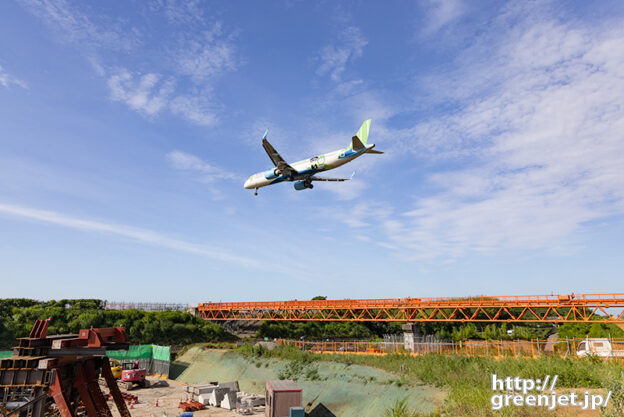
xmin=276 ymin=338 xmax=624 ymax=360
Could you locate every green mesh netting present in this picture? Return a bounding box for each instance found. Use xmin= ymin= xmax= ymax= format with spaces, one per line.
xmin=107 ymin=344 xmax=153 ymax=361
xmin=106 ymin=345 xmax=170 ymax=361
xmin=152 ymin=345 xmax=170 ymax=362
xmin=0 ymin=351 xmax=13 ymax=359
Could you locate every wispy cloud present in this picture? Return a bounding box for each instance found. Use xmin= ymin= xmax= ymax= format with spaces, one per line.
xmin=18 ymin=1 xmax=239 ymax=127
xmin=0 ymin=65 xmax=28 ymax=89
xmin=320 ymin=201 xmax=393 ymax=228
xmin=175 ymin=23 xmax=238 ymax=84
xmin=0 ymin=202 xmax=258 ymax=266
xmin=421 ymin=0 xmax=465 ymax=35
xmin=167 ymin=150 xmax=239 ymax=183
xmin=149 ymin=0 xmax=204 ymax=25
xmin=169 ymin=93 xmax=219 ymax=126
xmin=107 ymin=70 xmax=175 ymax=116
xmin=17 ymin=0 xmax=138 ymax=52
xmin=316 ymin=26 xmax=367 ymax=82
xmin=0 ymin=202 xmax=320 ymax=283
xmin=345 ymin=8 xmax=624 ymax=261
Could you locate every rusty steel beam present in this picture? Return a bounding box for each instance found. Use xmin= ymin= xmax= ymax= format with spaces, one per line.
xmin=101 ymin=357 xmax=131 ymax=417
xmin=49 ymin=369 xmax=75 ymax=417
xmin=1 ymin=320 xmax=132 ymax=417
xmin=197 ymin=293 xmax=624 ymax=323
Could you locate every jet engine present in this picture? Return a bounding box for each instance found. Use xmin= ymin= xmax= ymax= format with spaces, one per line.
xmin=294 ymin=180 xmax=313 ymax=190
xmin=264 ymin=168 xmax=280 ymax=179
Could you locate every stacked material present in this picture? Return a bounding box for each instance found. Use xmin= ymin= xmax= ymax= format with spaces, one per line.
xmin=186 ymin=381 xmax=248 ymax=410
xmin=237 ymin=392 xmax=266 ymax=407
xmin=207 ymin=387 xmax=229 ymax=406
xmin=185 ymin=382 xmax=218 ymax=394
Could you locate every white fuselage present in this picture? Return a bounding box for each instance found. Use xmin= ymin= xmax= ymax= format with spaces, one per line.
xmin=244 ymin=145 xmax=372 ymax=190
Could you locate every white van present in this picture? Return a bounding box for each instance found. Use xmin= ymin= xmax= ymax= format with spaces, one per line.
xmin=576 ymin=338 xmax=624 ymax=358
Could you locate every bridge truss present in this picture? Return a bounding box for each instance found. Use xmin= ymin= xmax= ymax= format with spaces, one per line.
xmin=197 ymin=293 xmax=624 ymax=324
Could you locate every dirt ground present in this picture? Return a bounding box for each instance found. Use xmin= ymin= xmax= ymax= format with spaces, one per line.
xmin=107 ymin=377 xmax=265 ymax=417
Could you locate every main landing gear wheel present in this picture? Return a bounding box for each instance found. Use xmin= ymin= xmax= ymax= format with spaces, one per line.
xmin=254 ymin=188 xmax=258 ymax=196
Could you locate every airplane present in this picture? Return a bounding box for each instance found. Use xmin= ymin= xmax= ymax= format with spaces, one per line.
xmin=244 ymin=119 xmax=383 ymax=195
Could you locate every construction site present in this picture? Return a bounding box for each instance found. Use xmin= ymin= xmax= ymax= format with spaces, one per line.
xmin=3 ymin=0 xmax=624 ymax=415
xmin=1 ymin=293 xmax=623 ymax=417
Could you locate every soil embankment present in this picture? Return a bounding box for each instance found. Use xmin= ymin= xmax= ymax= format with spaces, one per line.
xmin=173 ymin=348 xmax=445 ymax=416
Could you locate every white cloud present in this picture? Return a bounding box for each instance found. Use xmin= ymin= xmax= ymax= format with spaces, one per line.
xmin=319 ymin=201 xmax=393 ymax=228
xmin=17 ymin=0 xmax=138 ymax=51
xmin=169 ymin=94 xmax=219 ymax=126
xmin=0 ymin=202 xmax=256 ymax=267
xmin=422 ymin=0 xmax=465 ymax=35
xmin=176 ymin=23 xmax=238 ymax=83
xmin=19 ymin=1 xmax=239 ymax=127
xmin=107 ymin=69 xmax=175 ymax=116
xmin=149 ymin=0 xmax=204 ymax=25
xmin=0 ymin=202 xmax=312 ymax=279
xmin=357 ymin=10 xmax=624 ymax=261
xmin=0 ymin=65 xmax=28 ymax=89
xmin=167 ymin=150 xmax=238 ymax=182
xmin=317 ymin=26 xmax=367 ymax=82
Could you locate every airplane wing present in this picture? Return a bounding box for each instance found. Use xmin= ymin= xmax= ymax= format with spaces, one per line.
xmin=262 ymin=138 xmax=298 ymax=177
xmin=309 ymin=173 xmax=353 ymax=182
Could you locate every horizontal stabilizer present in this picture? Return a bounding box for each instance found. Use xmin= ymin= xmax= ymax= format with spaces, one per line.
xmin=367 ymin=149 xmax=384 ymax=154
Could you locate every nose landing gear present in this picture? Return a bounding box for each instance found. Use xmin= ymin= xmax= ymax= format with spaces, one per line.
xmin=254 ymin=188 xmax=258 ymax=196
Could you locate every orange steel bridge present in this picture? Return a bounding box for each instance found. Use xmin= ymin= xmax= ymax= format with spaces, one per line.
xmin=197 ymin=293 xmax=624 ymax=323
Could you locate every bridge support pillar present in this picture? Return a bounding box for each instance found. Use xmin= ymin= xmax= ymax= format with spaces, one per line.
xmin=402 ymin=323 xmax=421 ymax=353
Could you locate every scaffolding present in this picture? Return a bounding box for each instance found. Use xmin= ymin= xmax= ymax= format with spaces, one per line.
xmin=105 ymin=301 xmax=189 ymax=312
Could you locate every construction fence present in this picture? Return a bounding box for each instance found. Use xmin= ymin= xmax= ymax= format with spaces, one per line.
xmin=106 ymin=344 xmax=171 ymax=377
xmin=277 ymin=338 xmax=624 ymax=360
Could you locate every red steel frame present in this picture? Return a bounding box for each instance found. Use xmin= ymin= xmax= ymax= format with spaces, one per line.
xmin=197 ymin=293 xmax=624 ymax=323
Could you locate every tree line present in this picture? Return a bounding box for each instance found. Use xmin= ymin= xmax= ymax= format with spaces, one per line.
xmin=2 ymin=298 xmax=621 ymax=349
xmin=0 ymin=298 xmax=234 ymax=349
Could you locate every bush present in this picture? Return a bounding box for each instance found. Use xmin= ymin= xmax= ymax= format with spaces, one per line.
xmin=0 ymin=298 xmax=235 ymax=348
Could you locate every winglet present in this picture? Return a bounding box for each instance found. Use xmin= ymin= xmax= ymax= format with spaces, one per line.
xmin=262 ymin=129 xmax=269 ymax=140
xmin=351 ymin=171 xmax=356 ymax=179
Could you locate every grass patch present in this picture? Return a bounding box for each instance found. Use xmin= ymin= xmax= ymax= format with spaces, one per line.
xmin=237 ymin=343 xmax=624 ymax=416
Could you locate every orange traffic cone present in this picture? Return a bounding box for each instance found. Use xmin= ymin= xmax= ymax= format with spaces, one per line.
xmin=155 ymin=399 xmax=159 ymax=407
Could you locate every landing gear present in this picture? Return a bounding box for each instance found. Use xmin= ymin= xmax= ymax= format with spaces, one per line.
xmin=304 ymin=181 xmax=313 ymax=189
xmin=254 ymin=188 xmax=258 ymax=196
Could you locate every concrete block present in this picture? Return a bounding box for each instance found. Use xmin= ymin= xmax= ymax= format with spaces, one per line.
xmin=197 ymin=394 xmax=210 ymax=405
xmin=195 ymin=385 xmax=217 ymax=395
xmin=221 ymin=391 xmax=237 ymax=409
xmin=208 ymin=387 xmax=228 ymax=406
xmin=218 ymin=381 xmax=240 ymax=393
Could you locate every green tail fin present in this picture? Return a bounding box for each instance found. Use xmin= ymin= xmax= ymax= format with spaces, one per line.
xmin=356 ymin=119 xmax=371 ymax=145
xmin=347 ymin=119 xmax=371 ymax=150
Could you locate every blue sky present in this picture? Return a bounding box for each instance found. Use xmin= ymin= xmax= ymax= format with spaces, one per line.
xmin=1 ymin=0 xmax=623 ymax=303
